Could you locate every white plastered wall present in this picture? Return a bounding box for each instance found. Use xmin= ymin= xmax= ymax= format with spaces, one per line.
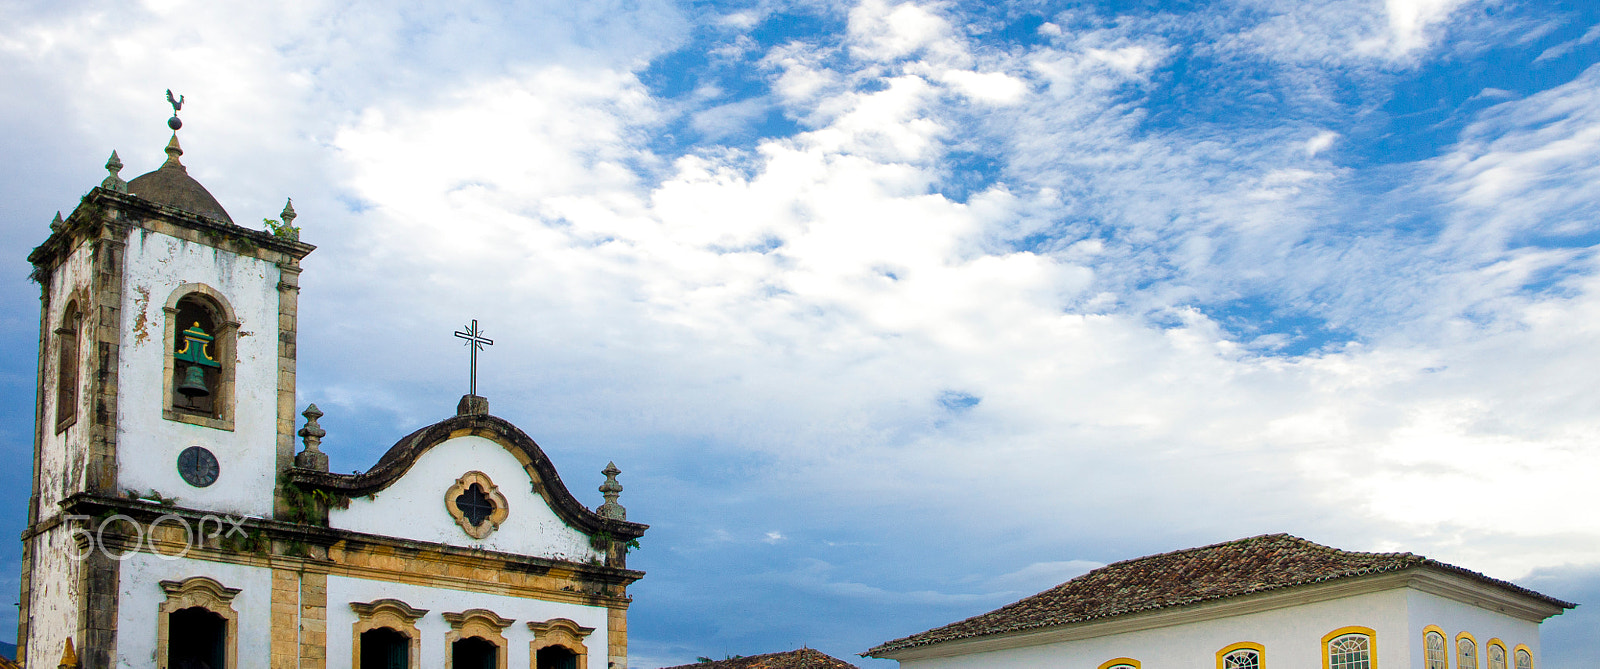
xmin=116 ymin=227 xmax=282 ymax=517
xmin=36 ymin=242 xmax=96 ymax=514
xmin=1407 ymin=589 xmax=1543 ymax=667
xmin=331 ymin=435 xmax=602 ymax=562
xmin=326 ymin=575 xmax=611 ymax=669
xmin=26 ymin=242 xmax=96 ymax=669
xmin=114 ymin=553 xmax=273 ymax=669
xmin=897 ymin=588 xmax=1412 ymax=669
xmin=23 ymin=527 xmax=84 ymax=669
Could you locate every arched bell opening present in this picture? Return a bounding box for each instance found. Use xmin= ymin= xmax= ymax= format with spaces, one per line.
xmin=161 ymin=284 xmax=238 ymax=431
xmin=171 ymin=295 xmax=222 ymax=415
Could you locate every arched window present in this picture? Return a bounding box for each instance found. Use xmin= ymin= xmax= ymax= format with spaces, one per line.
xmin=452 ymin=637 xmax=498 ymax=669
xmin=162 ymin=286 xmax=236 ymax=431
xmin=1217 ymin=642 xmax=1264 ymax=669
xmin=1097 ymin=659 xmax=1140 ymax=669
xmin=444 ymin=609 xmax=513 ymax=669
xmin=55 ymin=302 xmax=82 ymax=431
xmin=1488 ymin=641 xmax=1507 ymax=669
xmin=351 ymin=599 xmax=427 ymax=669
xmin=1459 ymin=634 xmax=1479 ymax=669
xmin=535 ymin=645 xmax=578 ymax=669
xmin=1515 ymin=647 xmax=1533 ymax=669
xmin=529 ymin=618 xmax=594 ymax=669
xmin=1424 ymin=630 xmax=1448 ymax=669
xmin=360 ymin=628 xmax=410 ymax=669
xmin=1324 ymin=627 xmax=1375 ymax=669
xmin=1223 ymin=649 xmax=1260 ymax=669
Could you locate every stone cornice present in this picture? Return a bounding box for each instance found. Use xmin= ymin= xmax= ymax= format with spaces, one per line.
xmin=46 ymin=494 xmax=644 ymax=604
xmin=29 ymin=188 xmax=314 ymax=272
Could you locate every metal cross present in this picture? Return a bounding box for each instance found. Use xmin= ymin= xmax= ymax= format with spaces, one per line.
xmin=453 ymin=319 xmax=494 ymax=396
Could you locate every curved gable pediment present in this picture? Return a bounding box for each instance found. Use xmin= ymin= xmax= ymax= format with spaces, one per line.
xmin=288 ymin=412 xmax=646 ymax=543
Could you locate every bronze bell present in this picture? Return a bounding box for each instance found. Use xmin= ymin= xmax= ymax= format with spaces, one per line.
xmin=177 ymin=364 xmax=210 ymax=398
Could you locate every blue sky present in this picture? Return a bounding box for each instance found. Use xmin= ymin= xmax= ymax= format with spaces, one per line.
xmin=3 ymin=0 xmax=1599 ymax=665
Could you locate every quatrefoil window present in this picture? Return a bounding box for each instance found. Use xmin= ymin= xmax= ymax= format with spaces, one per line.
xmin=456 ymin=484 xmax=495 ymax=526
xmin=445 ymin=471 xmax=509 ymax=539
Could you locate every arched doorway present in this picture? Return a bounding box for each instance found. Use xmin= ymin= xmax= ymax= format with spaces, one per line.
xmin=168 ymin=606 xmax=226 ymax=669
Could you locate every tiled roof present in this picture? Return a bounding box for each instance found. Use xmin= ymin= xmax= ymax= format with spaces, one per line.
xmin=660 ymin=648 xmax=860 ymax=669
xmin=867 ymin=533 xmax=1575 ymax=656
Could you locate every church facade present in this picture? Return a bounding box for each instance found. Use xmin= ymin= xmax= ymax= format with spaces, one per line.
xmin=19 ymin=108 xmax=648 ymax=669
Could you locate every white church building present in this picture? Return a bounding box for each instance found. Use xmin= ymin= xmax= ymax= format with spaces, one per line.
xmin=865 ymin=534 xmax=1573 ymax=669
xmin=19 ymin=101 xmax=648 ymax=669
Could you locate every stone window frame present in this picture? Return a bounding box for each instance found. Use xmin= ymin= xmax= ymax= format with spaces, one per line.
xmin=443 ymin=608 xmax=514 ymax=669
xmin=162 ymin=283 xmax=240 ymax=431
xmin=350 ymin=598 xmax=428 ymax=669
xmin=445 ymin=471 xmax=510 ymax=540
xmin=54 ymin=297 xmax=84 ymax=433
xmin=528 ymin=618 xmax=595 ymax=669
xmin=156 ymin=576 xmax=240 ymax=669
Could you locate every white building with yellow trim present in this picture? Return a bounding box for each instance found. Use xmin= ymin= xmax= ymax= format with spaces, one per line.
xmin=19 ymin=113 xmax=647 ymax=669
xmin=865 ymin=534 xmax=1572 ymax=669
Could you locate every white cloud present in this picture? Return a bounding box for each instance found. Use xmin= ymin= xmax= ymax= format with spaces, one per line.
xmin=938 ymin=70 xmax=1027 ymax=105
xmin=1234 ymin=0 xmax=1476 ymax=66
xmin=1534 ymin=23 xmax=1600 ymax=62
xmin=1305 ymin=130 xmax=1340 ymax=156
xmin=847 ymin=0 xmax=957 ymax=63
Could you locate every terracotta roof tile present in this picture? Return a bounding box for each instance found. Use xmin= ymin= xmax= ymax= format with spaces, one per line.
xmin=867 ymin=533 xmax=1574 ymax=656
xmin=660 ymin=648 xmax=860 ymax=669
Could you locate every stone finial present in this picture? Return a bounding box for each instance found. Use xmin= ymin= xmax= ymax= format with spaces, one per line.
xmin=162 ymin=133 xmax=185 ymax=170
xmin=295 ymin=403 xmax=329 ymax=471
xmin=50 ymin=211 xmax=65 ymax=232
xmin=597 ymin=462 xmax=625 ymax=520
xmin=281 ymin=198 xmax=297 ymax=226
xmin=101 ymin=150 xmax=128 ymax=193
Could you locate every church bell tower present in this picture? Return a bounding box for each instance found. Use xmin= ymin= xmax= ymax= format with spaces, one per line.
xmin=19 ymin=95 xmax=314 ymax=667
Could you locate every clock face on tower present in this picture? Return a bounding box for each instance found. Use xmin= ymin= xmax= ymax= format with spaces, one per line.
xmin=177 ymin=446 xmax=219 ymax=487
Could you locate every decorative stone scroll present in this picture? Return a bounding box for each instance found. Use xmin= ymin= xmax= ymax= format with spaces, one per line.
xmin=528 ymin=618 xmax=595 ymax=669
xmin=445 ymin=470 xmax=509 ymax=539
